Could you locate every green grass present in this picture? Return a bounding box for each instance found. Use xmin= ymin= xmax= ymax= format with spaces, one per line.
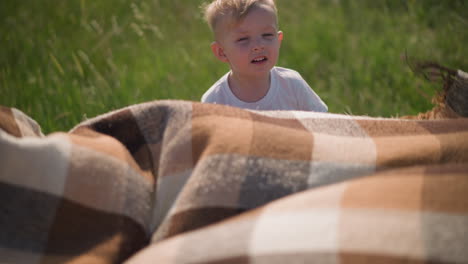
xmin=1 ymin=0 xmax=467 ymax=133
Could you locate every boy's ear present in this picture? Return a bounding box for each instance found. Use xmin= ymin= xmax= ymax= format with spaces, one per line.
xmin=278 ymin=31 xmax=284 ymax=43
xmin=211 ymin=41 xmax=229 ymax=63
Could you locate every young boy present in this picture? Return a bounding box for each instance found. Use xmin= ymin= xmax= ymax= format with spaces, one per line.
xmin=201 ymin=0 xmax=328 ymax=112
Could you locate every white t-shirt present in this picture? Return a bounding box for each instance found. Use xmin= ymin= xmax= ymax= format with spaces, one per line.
xmin=201 ymin=67 xmax=328 ymax=112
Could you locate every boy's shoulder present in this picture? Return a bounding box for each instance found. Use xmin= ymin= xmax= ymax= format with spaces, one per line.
xmin=272 ymin=66 xmax=304 ymax=81
xmin=201 ymin=72 xmax=230 ymax=103
xmin=272 ymin=66 xmax=308 ymax=89
xmin=272 ymin=66 xmax=316 ymax=98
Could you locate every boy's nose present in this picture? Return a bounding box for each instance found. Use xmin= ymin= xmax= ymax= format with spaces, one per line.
xmin=252 ymin=37 xmax=265 ymax=52
xmin=252 ymin=42 xmax=264 ymax=52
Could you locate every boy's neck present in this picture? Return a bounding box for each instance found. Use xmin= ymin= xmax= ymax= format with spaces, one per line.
xmin=228 ymin=71 xmax=271 ymax=103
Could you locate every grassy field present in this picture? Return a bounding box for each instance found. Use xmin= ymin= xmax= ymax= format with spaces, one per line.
xmin=1 ymin=0 xmax=467 ymax=133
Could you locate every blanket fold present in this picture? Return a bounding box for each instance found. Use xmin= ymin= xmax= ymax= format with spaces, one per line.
xmin=1 ymin=100 xmax=468 ymax=263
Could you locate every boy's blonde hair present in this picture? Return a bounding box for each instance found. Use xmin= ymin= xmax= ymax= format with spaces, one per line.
xmin=203 ymin=0 xmax=278 ymax=35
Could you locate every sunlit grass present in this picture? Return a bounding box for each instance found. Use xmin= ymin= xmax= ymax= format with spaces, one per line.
xmin=1 ymin=0 xmax=467 ymax=133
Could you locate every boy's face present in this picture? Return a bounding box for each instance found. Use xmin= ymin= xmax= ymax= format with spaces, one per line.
xmin=211 ymin=5 xmax=283 ymax=79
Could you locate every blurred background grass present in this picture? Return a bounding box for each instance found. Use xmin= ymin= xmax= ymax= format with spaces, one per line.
xmin=1 ymin=0 xmax=467 ymax=133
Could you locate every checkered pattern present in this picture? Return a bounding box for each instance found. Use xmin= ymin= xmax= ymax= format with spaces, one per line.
xmin=1 ymin=100 xmax=467 ymax=263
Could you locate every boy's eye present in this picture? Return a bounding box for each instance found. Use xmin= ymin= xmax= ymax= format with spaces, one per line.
xmin=237 ymin=37 xmax=248 ymax=42
xmin=263 ymin=33 xmax=274 ymax=38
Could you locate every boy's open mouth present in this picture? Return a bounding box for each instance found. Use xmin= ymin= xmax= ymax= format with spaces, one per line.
xmin=251 ymin=56 xmax=268 ymax=64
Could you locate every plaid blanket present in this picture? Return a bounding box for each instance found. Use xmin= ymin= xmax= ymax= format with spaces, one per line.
xmin=1 ymin=100 xmax=467 ymax=264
